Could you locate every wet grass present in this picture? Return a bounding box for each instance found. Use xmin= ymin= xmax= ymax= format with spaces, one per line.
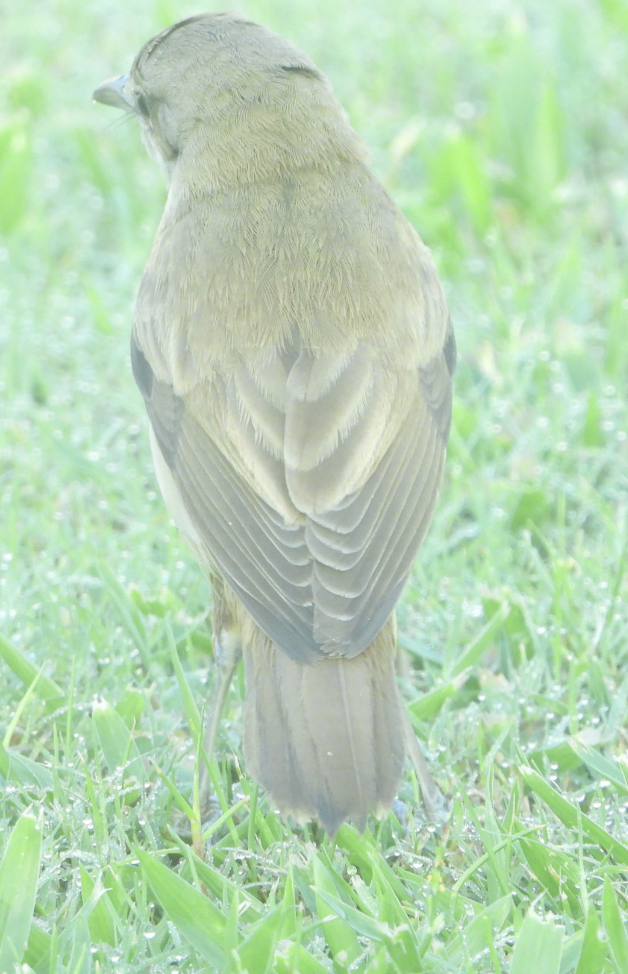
xmin=1 ymin=0 xmax=627 ymax=970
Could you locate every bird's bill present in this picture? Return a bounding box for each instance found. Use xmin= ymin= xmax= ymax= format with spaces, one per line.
xmin=92 ymin=74 xmax=132 ymax=110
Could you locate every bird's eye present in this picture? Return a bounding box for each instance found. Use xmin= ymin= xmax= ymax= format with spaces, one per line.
xmin=136 ymin=93 xmax=150 ymax=118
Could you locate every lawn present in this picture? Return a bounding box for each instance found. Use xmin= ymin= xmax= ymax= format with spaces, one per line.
xmin=1 ymin=0 xmax=627 ymax=971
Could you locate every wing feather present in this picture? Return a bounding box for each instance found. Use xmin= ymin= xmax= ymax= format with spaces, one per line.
xmin=132 ymin=297 xmax=453 ymax=664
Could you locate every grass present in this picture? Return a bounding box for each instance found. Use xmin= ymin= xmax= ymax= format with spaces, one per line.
xmin=1 ymin=0 xmax=627 ymax=970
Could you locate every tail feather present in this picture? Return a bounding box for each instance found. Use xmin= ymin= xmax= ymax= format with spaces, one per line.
xmin=242 ymin=616 xmax=405 ymax=833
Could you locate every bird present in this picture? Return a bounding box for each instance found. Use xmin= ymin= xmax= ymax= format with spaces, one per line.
xmin=93 ymin=12 xmax=455 ymax=834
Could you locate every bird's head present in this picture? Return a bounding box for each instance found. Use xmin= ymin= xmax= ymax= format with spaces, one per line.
xmin=93 ymin=13 xmax=363 ymax=192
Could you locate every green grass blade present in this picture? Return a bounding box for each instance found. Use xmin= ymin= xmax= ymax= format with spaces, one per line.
xmin=0 ymin=809 xmax=42 ymax=971
xmin=98 ymin=562 xmax=152 ymax=671
xmin=521 ymin=767 xmax=628 ymax=864
xmin=312 ymin=855 xmax=362 ymax=965
xmin=0 ymin=635 xmax=63 ymax=702
xmin=80 ymin=867 xmax=117 ymax=948
xmin=314 ymin=889 xmax=387 ymax=944
xmin=166 ymin=618 xmax=202 ymax=738
xmin=91 ymin=696 xmax=146 ymax=786
xmin=407 ymin=671 xmax=470 ymax=721
xmin=602 ymin=879 xmax=628 ymax=973
xmin=2 ymin=748 xmax=54 ymax=789
xmin=22 ymin=920 xmax=53 ymax=971
xmin=176 ymin=844 xmax=262 ymax=922
xmin=64 ymin=913 xmax=92 ymax=974
xmin=569 ymin=743 xmax=628 ymax=796
xmin=233 ymin=905 xmax=284 ymax=974
xmin=575 ymin=906 xmax=606 ymax=974
xmin=445 ymin=895 xmax=512 ymax=966
xmin=449 ymin=602 xmax=510 ymax=678
xmin=136 ymin=848 xmax=226 ymax=967
xmin=275 ymin=943 xmax=329 ymax=974
xmin=560 ymin=931 xmax=585 ymax=974
xmin=510 ymin=911 xmax=564 ymax=974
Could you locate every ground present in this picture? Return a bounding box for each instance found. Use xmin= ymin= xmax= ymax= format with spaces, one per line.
xmin=1 ymin=0 xmax=627 ymax=971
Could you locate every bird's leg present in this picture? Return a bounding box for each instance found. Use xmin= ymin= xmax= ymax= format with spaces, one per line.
xmin=401 ymin=708 xmax=450 ymax=823
xmin=198 ymin=629 xmax=242 ymax=822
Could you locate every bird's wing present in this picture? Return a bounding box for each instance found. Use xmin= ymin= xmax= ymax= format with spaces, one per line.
xmin=131 ymin=317 xmax=455 ymax=663
xmin=283 ymin=333 xmax=455 ymax=655
xmin=131 ymin=254 xmax=455 ymax=663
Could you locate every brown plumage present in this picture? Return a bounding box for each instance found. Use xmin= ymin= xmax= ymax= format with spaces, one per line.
xmin=94 ymin=12 xmax=455 ymax=833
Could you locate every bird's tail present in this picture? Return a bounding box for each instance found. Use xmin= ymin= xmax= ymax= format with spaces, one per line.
xmin=242 ymin=616 xmax=405 ymax=833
